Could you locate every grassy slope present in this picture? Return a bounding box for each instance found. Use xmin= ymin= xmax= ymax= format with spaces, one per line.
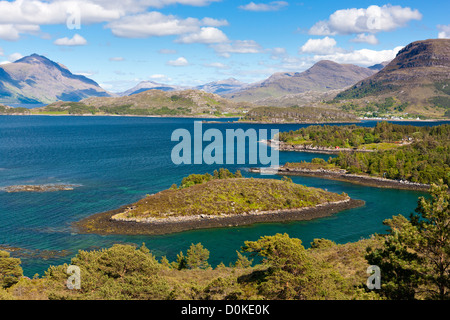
xmin=330 ymin=40 xmax=450 ymax=119
xmin=0 ymin=89 xmax=256 ymax=117
xmin=113 ymin=178 xmax=348 ymax=220
xmin=74 ymin=89 xmax=252 ymax=116
xmin=1 ymin=236 xmax=382 ymax=300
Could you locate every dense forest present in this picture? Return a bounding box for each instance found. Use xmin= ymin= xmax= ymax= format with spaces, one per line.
xmin=279 ymin=122 xmax=450 ymax=185
xmin=1 ymin=183 xmax=448 ymax=300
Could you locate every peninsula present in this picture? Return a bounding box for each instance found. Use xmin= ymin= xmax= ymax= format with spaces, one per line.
xmin=0 ymin=184 xmax=80 ymax=193
xmin=249 ymin=163 xmax=431 ymax=191
xmin=75 ymin=169 xmax=363 ymax=235
xmin=273 ymin=122 xmax=450 ymax=188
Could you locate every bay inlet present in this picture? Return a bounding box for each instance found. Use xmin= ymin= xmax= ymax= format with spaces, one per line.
xmin=0 ymin=115 xmax=442 ymax=276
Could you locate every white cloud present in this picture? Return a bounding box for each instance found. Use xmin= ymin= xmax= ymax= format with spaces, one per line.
xmin=167 ymin=57 xmax=189 ymax=66
xmin=212 ymin=40 xmax=263 ymax=57
xmin=270 ymin=47 xmax=287 ymax=55
xmin=0 ymin=0 xmax=122 ymax=37
xmin=0 ymin=0 xmax=223 ymax=40
xmin=239 ymin=1 xmax=288 ymax=12
xmin=8 ymin=52 xmax=23 ymax=62
xmin=107 ymin=12 xmax=198 ymax=38
xmin=0 ymin=51 xmax=23 ymax=64
xmin=300 ymin=37 xmax=338 ymax=55
xmin=204 ymin=62 xmax=229 ymax=69
xmin=0 ymin=0 xmax=220 ymax=25
xmin=159 ymin=49 xmax=177 ymax=54
xmin=437 ymin=25 xmax=450 ymax=39
xmin=176 ymin=27 xmax=228 ymax=44
xmin=54 ymin=34 xmax=87 ymax=46
xmin=0 ymin=25 xmax=21 ymax=41
xmin=109 ymin=57 xmax=125 ymax=61
xmin=149 ymin=74 xmax=172 ymax=82
xmin=0 ymin=24 xmax=40 ymax=41
xmin=200 ymin=17 xmax=229 ymax=27
xmin=127 ymin=0 xmax=221 ymax=8
xmin=268 ymin=47 xmax=287 ymax=60
xmin=98 ymin=82 xmax=114 ymax=90
xmin=106 ymin=11 xmax=227 ymax=38
xmin=313 ymin=46 xmax=403 ymax=67
xmin=150 ymin=74 xmax=168 ymax=79
xmin=74 ymin=70 xmax=97 ymax=77
xmin=309 ymin=5 xmax=422 ymax=36
xmin=350 ymin=33 xmax=379 ymax=45
xmin=259 ymin=56 xmax=311 ymax=74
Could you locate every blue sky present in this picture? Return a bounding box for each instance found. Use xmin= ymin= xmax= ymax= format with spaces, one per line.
xmin=0 ymin=0 xmax=449 ymax=93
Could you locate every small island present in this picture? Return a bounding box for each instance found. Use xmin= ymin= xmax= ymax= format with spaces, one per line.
xmin=75 ymin=169 xmax=364 ymax=235
xmin=1 ymin=184 xmax=80 ymax=193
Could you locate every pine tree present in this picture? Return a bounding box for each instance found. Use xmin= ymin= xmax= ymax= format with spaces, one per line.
xmin=186 ymin=243 xmax=210 ymax=270
xmin=0 ymin=250 xmax=23 ymax=289
xmin=366 ymin=182 xmax=450 ymax=299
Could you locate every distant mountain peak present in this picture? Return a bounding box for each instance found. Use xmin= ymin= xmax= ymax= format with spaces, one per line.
xmin=118 ymin=80 xmax=189 ymax=96
xmin=226 ymin=60 xmax=376 ymax=104
xmin=16 ymin=53 xmax=50 ymax=64
xmin=368 ymin=60 xmax=391 ymax=71
xmin=314 ymin=60 xmax=340 ymax=67
xmin=334 ymin=38 xmax=450 ymax=116
xmin=195 ymin=78 xmax=248 ymax=95
xmin=0 ymin=54 xmax=112 ymax=104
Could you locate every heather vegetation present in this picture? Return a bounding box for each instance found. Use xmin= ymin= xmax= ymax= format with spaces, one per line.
xmin=30 ymin=101 xmax=193 ymax=116
xmin=113 ymin=170 xmax=348 ymax=220
xmin=334 ymin=82 xmax=399 ymax=101
xmin=334 ymin=97 xmax=412 ymax=119
xmin=173 ymin=168 xmax=243 ymax=189
xmin=0 ymin=88 xmax=252 ymax=117
xmin=1 ymin=182 xmax=448 ymax=300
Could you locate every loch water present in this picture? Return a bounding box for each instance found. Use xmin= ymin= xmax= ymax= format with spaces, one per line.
xmin=0 ymin=116 xmax=446 ymax=276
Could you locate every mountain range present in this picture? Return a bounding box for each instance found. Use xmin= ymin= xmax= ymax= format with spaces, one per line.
xmin=223 ymin=60 xmax=377 ymax=104
xmin=116 ymin=60 xmax=382 ymax=107
xmin=119 ymin=77 xmax=248 ymax=97
xmin=0 ymin=54 xmax=111 ymax=104
xmin=0 ymin=53 xmax=380 ymax=106
xmin=117 ymin=81 xmax=189 ymax=96
xmin=1 ymin=38 xmax=449 ymax=120
xmin=335 ymin=38 xmax=450 ymax=117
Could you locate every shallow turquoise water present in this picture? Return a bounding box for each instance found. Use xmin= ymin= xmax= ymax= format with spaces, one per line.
xmin=0 ymin=116 xmax=442 ymax=276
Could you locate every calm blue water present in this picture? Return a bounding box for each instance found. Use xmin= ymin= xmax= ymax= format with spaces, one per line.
xmin=0 ymin=116 xmax=445 ymax=276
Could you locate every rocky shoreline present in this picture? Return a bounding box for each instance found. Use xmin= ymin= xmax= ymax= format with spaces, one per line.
xmin=0 ymin=184 xmax=80 ymax=193
xmin=249 ymin=167 xmax=431 ymax=191
xmin=73 ymin=198 xmax=365 ymax=236
xmin=236 ymin=120 xmax=361 ymax=125
xmin=265 ymin=139 xmax=374 ymax=154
